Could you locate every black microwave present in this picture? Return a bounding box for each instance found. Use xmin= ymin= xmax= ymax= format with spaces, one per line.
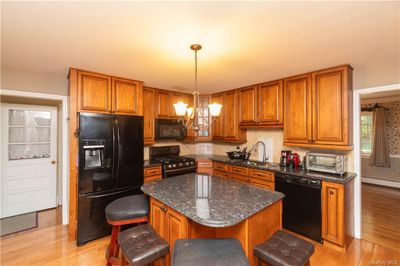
xmin=155 ymin=119 xmax=187 ymax=140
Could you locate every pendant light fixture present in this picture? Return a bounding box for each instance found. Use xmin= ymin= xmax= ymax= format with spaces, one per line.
xmin=173 ymin=44 xmax=223 ymax=133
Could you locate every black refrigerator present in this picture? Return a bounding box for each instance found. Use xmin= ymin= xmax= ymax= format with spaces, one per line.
xmin=77 ymin=112 xmax=144 ymax=246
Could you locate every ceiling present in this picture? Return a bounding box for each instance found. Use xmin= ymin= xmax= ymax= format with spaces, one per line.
xmin=1 ymin=1 xmax=399 ymax=93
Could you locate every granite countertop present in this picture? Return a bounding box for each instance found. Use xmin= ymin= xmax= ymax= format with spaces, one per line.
xmin=186 ymin=154 xmax=356 ymax=184
xmin=143 ymin=160 xmax=162 ymax=168
xmin=141 ymin=173 xmax=284 ymax=228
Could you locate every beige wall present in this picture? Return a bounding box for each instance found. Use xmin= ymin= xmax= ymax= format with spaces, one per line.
xmin=2 ymin=67 xmax=68 ymax=96
xmin=362 ymin=156 xmax=400 ymax=183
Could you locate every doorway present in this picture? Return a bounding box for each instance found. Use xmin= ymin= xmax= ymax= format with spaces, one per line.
xmin=1 ymin=103 xmax=58 ymax=218
xmin=353 ymin=85 xmax=400 ymax=252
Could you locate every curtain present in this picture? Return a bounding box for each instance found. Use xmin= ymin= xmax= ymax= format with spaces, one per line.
xmin=369 ymin=107 xmax=391 ymax=167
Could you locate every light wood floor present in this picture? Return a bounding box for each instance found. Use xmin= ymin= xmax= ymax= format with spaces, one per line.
xmin=362 ymin=183 xmax=400 ymax=252
xmin=1 ymin=224 xmax=399 ymax=266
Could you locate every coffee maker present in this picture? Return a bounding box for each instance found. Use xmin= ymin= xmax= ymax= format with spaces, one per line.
xmin=280 ymin=150 xmax=292 ymax=166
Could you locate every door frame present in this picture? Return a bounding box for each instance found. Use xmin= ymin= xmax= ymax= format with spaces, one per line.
xmin=353 ymin=83 xmax=400 ymax=239
xmin=0 ymin=89 xmax=69 ymax=225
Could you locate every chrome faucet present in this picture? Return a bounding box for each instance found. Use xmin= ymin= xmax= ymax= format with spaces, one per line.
xmin=250 ymin=141 xmax=268 ymax=163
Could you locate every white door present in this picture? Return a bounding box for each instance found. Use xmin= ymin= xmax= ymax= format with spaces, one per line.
xmin=1 ymin=103 xmax=57 ymax=218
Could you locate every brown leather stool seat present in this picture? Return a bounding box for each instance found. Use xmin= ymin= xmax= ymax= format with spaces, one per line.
xmin=253 ymin=230 xmax=314 ymax=266
xmin=171 ymin=238 xmax=249 ymax=266
xmin=105 ymin=194 xmax=149 ymax=266
xmin=119 ymin=224 xmax=169 ymax=266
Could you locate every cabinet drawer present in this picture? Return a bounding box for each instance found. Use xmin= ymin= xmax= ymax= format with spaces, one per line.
xmin=213 ymin=162 xmax=228 ymax=171
xmin=197 ymin=159 xmax=213 ymax=168
xmin=251 ymin=178 xmax=274 ymax=190
xmin=197 ymin=168 xmax=213 ymax=175
xmin=229 ymin=165 xmax=248 ymax=176
xmin=249 ymin=169 xmax=273 ymax=181
xmin=230 ymin=173 xmax=250 ymax=183
xmin=213 ymin=170 xmax=228 ymax=178
xmin=144 ymin=175 xmax=162 ymax=183
xmin=144 ymin=166 xmax=162 ymax=177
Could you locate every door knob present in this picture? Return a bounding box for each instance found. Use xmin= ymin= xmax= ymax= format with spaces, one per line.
xmin=51 ymin=160 xmax=56 ymax=165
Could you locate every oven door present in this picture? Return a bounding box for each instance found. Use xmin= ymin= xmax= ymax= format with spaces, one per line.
xmin=155 ymin=119 xmax=187 ymax=140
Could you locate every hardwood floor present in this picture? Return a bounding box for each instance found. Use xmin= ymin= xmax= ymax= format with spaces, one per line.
xmin=362 ymin=183 xmax=400 ymax=252
xmin=1 ymin=224 xmax=399 ymax=266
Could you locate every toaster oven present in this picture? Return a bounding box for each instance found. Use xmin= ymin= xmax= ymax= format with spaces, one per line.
xmin=306 ymin=152 xmax=347 ymax=175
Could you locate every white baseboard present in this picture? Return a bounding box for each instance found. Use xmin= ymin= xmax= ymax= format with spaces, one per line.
xmin=362 ymin=177 xmax=400 ymax=189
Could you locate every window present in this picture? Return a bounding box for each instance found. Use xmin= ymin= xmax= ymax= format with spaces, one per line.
xmin=361 ymin=112 xmax=373 ymax=154
xmin=196 ymin=96 xmax=210 ymax=138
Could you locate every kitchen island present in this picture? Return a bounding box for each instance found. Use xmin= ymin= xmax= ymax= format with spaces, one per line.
xmin=141 ymin=173 xmax=284 ymax=266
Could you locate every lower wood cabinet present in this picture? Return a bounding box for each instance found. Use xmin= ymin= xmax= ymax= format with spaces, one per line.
xmin=322 ymin=180 xmax=354 ymax=250
xmin=212 ymin=162 xmax=275 ymax=191
xmin=150 ymin=197 xmax=188 ymax=265
xmin=144 ymin=166 xmax=162 ymax=183
xmin=196 ymin=159 xmax=213 ymax=175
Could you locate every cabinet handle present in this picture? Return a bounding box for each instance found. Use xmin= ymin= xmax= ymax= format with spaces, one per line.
xmin=329 ymin=191 xmax=334 ymax=195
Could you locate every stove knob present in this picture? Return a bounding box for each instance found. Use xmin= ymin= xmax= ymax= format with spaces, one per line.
xmin=168 ymin=165 xmax=172 ymax=168
xmin=173 ymin=164 xmax=176 ymax=167
xmin=190 ymin=161 xmax=194 ymax=165
xmin=185 ymin=162 xmax=189 ymax=166
xmin=179 ymin=163 xmax=183 ymax=166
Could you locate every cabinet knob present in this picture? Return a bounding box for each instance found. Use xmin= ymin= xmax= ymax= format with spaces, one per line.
xmin=329 ymin=191 xmax=334 ymax=195
xmin=51 ymin=160 xmax=56 ymax=165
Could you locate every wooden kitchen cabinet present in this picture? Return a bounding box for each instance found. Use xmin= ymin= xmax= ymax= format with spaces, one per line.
xmin=321 ymin=180 xmax=354 ymax=251
xmin=283 ymin=74 xmax=312 ymax=144
xmin=210 ymin=93 xmax=225 ymax=140
xmin=76 ymin=69 xmax=143 ymax=115
xmin=77 ymin=70 xmax=112 ymax=113
xmin=144 ymin=165 xmax=162 ymax=183
xmin=143 ymin=87 xmax=156 ymax=145
xmin=239 ymin=81 xmax=284 ymax=128
xmin=156 ymin=89 xmax=173 ymax=118
xmin=211 ymin=90 xmax=246 ymax=143
xmin=150 ymin=197 xmax=188 ymax=265
xmin=284 ymin=65 xmax=353 ymax=150
xmin=239 ymin=85 xmax=258 ymax=126
xmin=312 ymin=66 xmax=352 ymax=146
xmin=196 ymin=159 xmax=213 ymax=175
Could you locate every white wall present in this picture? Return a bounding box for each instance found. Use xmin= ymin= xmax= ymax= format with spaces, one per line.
xmin=1 ymin=67 xmax=68 ymax=96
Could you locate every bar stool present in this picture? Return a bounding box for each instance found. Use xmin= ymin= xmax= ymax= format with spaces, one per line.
xmin=105 ymin=194 xmax=149 ymax=266
xmin=171 ymin=238 xmax=249 ymax=266
xmin=119 ymin=224 xmax=169 ymax=266
xmin=253 ymin=230 xmax=315 ymax=266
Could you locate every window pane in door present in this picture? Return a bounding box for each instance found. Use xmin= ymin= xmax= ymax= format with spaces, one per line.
xmin=9 ymin=127 xmax=51 ymax=143
xmin=9 ymin=144 xmax=50 ymax=160
xmin=9 ymin=110 xmax=51 ymax=126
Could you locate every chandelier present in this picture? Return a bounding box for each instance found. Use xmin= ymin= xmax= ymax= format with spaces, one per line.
xmin=173 ymin=44 xmax=223 ymax=133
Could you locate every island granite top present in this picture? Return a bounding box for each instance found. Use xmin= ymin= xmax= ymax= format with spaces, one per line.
xmin=141 ymin=173 xmax=284 ymax=228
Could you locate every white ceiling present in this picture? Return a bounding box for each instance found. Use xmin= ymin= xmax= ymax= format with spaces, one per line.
xmin=1 ymin=1 xmax=399 ymax=93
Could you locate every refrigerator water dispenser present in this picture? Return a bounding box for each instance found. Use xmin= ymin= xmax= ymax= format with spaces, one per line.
xmin=83 ymin=140 xmax=105 ymax=169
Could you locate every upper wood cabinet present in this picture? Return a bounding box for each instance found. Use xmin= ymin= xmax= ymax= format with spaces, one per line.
xmin=75 ymin=69 xmax=143 ymax=115
xmin=212 ymin=91 xmax=246 ymax=143
xmin=239 ymin=86 xmax=258 ymax=126
xmin=112 ymin=77 xmax=143 ymax=115
xmin=312 ymin=66 xmax=352 ymax=146
xmin=284 ymin=65 xmax=353 ymax=150
xmin=78 ymin=70 xmax=112 ymax=112
xmin=210 ymin=93 xmax=225 ymax=140
xmin=143 ymin=87 xmax=156 ymax=145
xmin=284 ymin=74 xmax=312 ymax=144
xmin=156 ymin=90 xmax=173 ymax=118
xmin=258 ymin=80 xmax=284 ymax=126
xmin=239 ymin=81 xmax=284 ymax=128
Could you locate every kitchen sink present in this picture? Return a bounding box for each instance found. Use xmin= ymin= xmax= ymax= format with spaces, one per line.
xmin=232 ymin=160 xmax=270 ymax=167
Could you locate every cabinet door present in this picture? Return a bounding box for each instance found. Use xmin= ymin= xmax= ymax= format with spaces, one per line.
xmin=156 ymin=90 xmax=172 ymax=118
xmin=322 ymin=182 xmax=344 ymax=246
xmin=283 ymin=74 xmax=312 ymax=144
xmin=258 ymin=80 xmax=284 ymax=126
xmin=250 ymin=178 xmax=274 ymax=191
xmin=78 ymin=71 xmax=111 ymax=112
xmin=239 ymin=86 xmax=258 ymax=126
xmin=150 ymin=198 xmax=166 ymax=239
xmin=112 ymin=77 xmax=143 ymax=115
xmin=165 ymin=207 xmax=188 ymax=265
xmin=312 ymin=66 xmax=351 ymax=146
xmin=224 ymin=90 xmax=239 ymax=140
xmin=143 ymin=87 xmax=156 ymax=145
xmin=211 ymin=93 xmax=225 ymax=140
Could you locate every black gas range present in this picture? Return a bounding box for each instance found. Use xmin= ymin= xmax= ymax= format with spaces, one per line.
xmin=149 ymin=145 xmax=196 ymax=178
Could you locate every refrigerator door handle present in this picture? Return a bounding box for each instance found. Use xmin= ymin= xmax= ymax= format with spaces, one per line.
xmin=85 ymin=188 xmax=134 ymax=199
xmin=112 ymin=121 xmax=116 ymax=179
xmin=115 ymin=118 xmax=120 ymax=178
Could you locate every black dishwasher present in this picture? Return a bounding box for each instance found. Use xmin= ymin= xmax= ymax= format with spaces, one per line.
xmin=275 ymin=173 xmax=322 ymax=243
